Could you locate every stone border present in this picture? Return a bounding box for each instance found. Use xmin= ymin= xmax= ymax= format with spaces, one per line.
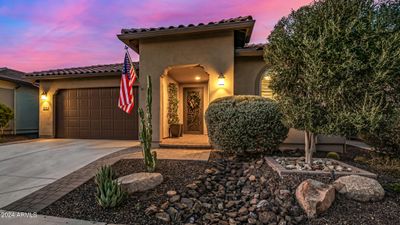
xmin=1 ymin=147 xmax=141 ymax=213
xmin=265 ymin=157 xmax=377 ymax=179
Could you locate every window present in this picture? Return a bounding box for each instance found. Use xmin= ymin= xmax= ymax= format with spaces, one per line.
xmin=260 ymin=71 xmax=274 ymax=99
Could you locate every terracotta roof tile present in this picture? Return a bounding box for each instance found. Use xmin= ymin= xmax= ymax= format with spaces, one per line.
xmin=121 ymin=16 xmax=254 ymax=35
xmin=25 ymin=62 xmax=139 ymax=78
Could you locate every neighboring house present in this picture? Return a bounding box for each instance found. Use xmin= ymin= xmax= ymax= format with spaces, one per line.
xmin=25 ymin=16 xmax=345 ymax=151
xmin=0 ymin=67 xmax=39 ymax=135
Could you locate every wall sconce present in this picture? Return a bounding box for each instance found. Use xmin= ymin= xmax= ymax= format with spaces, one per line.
xmin=218 ymin=73 xmax=225 ymax=86
xmin=41 ymin=92 xmax=48 ymax=101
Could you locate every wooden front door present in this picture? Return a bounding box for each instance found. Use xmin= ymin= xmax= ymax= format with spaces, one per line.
xmin=183 ymin=87 xmax=203 ymax=134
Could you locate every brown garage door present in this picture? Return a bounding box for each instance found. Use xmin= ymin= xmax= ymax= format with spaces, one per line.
xmin=56 ymin=87 xmax=138 ymax=140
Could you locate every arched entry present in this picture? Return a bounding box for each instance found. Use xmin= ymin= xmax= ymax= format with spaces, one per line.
xmin=255 ymin=66 xmax=274 ymax=99
xmin=160 ymin=64 xmax=210 ymax=139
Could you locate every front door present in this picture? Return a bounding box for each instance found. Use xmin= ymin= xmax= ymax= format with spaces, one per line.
xmin=183 ymin=87 xmax=203 ymax=134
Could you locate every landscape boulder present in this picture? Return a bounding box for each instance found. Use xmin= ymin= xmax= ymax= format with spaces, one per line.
xmin=117 ymin=172 xmax=163 ymax=194
xmin=333 ymin=175 xmax=384 ymax=202
xmin=295 ymin=179 xmax=335 ymax=218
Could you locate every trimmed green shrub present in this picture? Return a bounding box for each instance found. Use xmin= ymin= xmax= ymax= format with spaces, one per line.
xmin=0 ymin=103 xmax=13 ymax=136
xmin=326 ymin=152 xmax=340 ymax=160
xmin=95 ymin=165 xmax=126 ymax=208
xmin=205 ymin=95 xmax=289 ymax=155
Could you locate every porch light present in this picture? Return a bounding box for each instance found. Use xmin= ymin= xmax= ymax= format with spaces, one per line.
xmin=218 ymin=73 xmax=225 ymax=86
xmin=41 ymin=92 xmax=48 ymax=101
xmin=195 ymin=76 xmax=201 ymax=81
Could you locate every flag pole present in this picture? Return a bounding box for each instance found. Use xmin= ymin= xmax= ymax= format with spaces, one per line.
xmin=125 ymin=45 xmax=133 ymax=64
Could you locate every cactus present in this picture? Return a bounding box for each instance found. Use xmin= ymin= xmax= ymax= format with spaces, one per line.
xmin=94 ymin=165 xmax=126 ymax=208
xmin=138 ymin=75 xmax=157 ymax=172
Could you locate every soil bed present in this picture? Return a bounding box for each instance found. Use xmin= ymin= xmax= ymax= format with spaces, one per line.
xmin=39 ymin=159 xmax=209 ymax=225
xmin=39 ymin=148 xmax=400 ymax=225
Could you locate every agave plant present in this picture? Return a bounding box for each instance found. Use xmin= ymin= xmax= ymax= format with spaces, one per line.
xmin=94 ymin=165 xmax=125 ymax=208
xmin=95 ymin=165 xmax=116 ymax=185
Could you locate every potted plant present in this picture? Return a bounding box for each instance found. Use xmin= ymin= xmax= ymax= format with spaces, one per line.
xmin=167 ymin=83 xmax=181 ymax=137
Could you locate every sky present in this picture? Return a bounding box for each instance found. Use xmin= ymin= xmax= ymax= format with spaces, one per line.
xmin=0 ymin=0 xmax=312 ymax=72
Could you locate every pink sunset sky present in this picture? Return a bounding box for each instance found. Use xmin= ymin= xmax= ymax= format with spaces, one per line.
xmin=0 ymin=0 xmax=313 ymax=72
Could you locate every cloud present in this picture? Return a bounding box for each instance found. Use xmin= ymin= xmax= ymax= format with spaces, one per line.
xmin=0 ymin=0 xmax=312 ymax=72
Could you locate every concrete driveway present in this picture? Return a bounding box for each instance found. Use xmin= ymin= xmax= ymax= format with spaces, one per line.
xmin=0 ymin=139 xmax=139 ymax=208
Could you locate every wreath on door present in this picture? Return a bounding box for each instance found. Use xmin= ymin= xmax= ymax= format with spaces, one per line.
xmin=187 ymin=92 xmax=201 ymax=110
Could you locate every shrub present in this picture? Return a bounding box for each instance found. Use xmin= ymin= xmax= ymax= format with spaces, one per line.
xmin=326 ymin=152 xmax=340 ymax=160
xmin=385 ymin=183 xmax=400 ymax=193
xmin=361 ymin=111 xmax=400 ymax=155
xmin=205 ymin=95 xmax=289 ymax=155
xmin=95 ymin=165 xmax=126 ymax=208
xmin=0 ymin=103 xmax=13 ymax=136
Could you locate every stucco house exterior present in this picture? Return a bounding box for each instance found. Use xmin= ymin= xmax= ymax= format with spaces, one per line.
xmin=0 ymin=67 xmax=39 ymax=135
xmin=25 ymin=16 xmax=345 ymax=151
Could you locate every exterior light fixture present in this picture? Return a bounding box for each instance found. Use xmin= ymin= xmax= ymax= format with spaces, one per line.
xmin=41 ymin=92 xmax=48 ymax=101
xmin=218 ymin=73 xmax=225 ymax=86
xmin=195 ymin=76 xmax=201 ymax=81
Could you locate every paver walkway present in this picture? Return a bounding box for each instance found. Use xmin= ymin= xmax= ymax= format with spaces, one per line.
xmin=346 ymin=140 xmax=372 ymax=151
xmin=126 ymin=148 xmax=212 ymax=161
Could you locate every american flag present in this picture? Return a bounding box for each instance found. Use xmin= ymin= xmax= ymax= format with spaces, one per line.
xmin=118 ymin=51 xmax=137 ymax=113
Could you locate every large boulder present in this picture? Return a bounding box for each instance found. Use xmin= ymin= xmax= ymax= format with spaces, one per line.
xmin=295 ymin=179 xmax=335 ymax=218
xmin=117 ymin=172 xmax=163 ymax=194
xmin=333 ymin=175 xmax=384 ymax=202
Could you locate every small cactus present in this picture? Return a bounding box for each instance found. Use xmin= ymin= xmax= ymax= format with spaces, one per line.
xmin=139 ymin=75 xmax=157 ymax=172
xmin=94 ymin=165 xmax=126 ymax=208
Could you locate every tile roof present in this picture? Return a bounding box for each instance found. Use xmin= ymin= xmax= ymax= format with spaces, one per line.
xmin=0 ymin=67 xmax=37 ymax=86
xmin=121 ymin=16 xmax=254 ymax=35
xmin=25 ymin=62 xmax=139 ymax=78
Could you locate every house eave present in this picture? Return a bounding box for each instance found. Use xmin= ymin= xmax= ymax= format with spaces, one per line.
xmin=117 ymin=20 xmax=255 ymax=54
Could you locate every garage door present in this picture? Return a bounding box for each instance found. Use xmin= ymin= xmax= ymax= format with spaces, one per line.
xmin=56 ymin=87 xmax=138 ymax=140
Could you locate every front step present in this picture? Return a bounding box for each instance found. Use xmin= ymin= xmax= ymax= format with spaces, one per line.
xmin=159 ymin=143 xmax=212 ymax=149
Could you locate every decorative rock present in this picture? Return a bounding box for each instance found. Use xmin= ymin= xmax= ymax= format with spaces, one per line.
xmin=238 ymin=206 xmax=248 ymax=215
xmin=170 ymin=195 xmax=181 ymax=203
xmin=167 ymin=190 xmax=177 ymax=197
xmin=259 ymin=211 xmax=275 ymax=223
xmin=295 ymin=179 xmax=335 ymax=218
xmin=333 ymin=175 xmax=384 ymax=202
xmin=155 ymin=212 xmax=170 ymax=222
xmin=144 ymin=205 xmax=158 ymax=215
xmin=117 ymin=172 xmax=163 ymax=194
xmin=181 ymin=198 xmax=194 ymax=209
xmin=256 ymin=199 xmax=268 ymax=208
xmin=249 ymin=175 xmax=256 ymax=181
xmin=226 ymin=212 xmax=237 ymax=218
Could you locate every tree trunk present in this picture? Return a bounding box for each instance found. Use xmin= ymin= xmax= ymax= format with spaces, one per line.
xmin=304 ymin=130 xmax=316 ymax=165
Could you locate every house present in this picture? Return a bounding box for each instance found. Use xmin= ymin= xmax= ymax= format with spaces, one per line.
xmin=25 ymin=16 xmax=345 ymax=151
xmin=0 ymin=67 xmax=39 ymax=135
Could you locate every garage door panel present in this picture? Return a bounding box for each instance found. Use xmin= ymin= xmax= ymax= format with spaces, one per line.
xmin=56 ymin=87 xmax=138 ymax=140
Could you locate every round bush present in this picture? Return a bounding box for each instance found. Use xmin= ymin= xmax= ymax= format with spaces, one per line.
xmin=205 ymin=95 xmax=289 ymax=155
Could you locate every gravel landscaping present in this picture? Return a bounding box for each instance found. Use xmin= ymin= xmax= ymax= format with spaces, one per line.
xmin=39 ymin=148 xmax=400 ymax=225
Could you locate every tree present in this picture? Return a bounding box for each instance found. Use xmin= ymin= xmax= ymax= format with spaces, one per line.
xmin=264 ymin=0 xmax=400 ymax=164
xmin=0 ymin=103 xmax=13 ymax=136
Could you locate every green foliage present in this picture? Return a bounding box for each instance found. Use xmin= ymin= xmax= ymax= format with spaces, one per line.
xmin=264 ymin=0 xmax=400 ymax=138
xmin=361 ymin=110 xmax=400 ymax=154
xmin=205 ymin=95 xmax=289 ymax=155
xmin=354 ymin=154 xmax=400 ymax=178
xmin=0 ymin=103 xmax=13 ymax=135
xmin=139 ymin=75 xmax=157 ymax=172
xmin=94 ymin=165 xmax=126 ymax=208
xmin=385 ymin=183 xmax=400 ymax=193
xmin=95 ymin=165 xmax=116 ymax=185
xmin=326 ymin=152 xmax=340 ymax=160
xmin=167 ymin=83 xmax=179 ymax=125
